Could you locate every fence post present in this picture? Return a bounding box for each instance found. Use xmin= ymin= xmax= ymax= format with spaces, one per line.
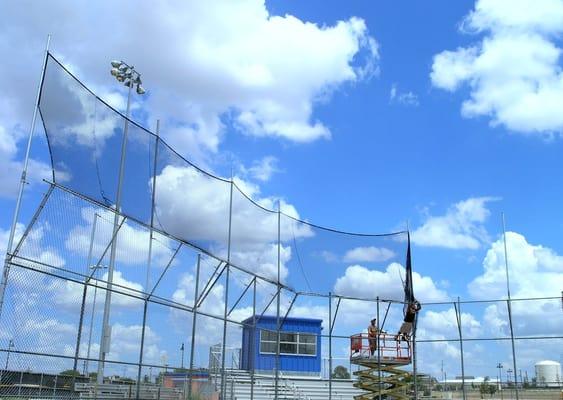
xmin=454 ymin=298 xmax=467 ymax=400
xmin=188 ymin=254 xmax=201 ymax=400
xmin=251 ymin=279 xmax=256 ymax=400
xmin=274 ymin=205 xmax=281 ymax=400
xmin=220 ymin=180 xmax=234 ymax=399
xmin=329 ymin=292 xmax=332 ymax=400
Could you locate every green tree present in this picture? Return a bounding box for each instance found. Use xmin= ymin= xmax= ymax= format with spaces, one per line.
xmin=60 ymin=369 xmax=81 ymax=377
xmin=331 ymin=366 xmax=351 ymax=379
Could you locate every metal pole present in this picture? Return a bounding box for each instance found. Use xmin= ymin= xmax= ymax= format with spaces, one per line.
xmin=84 ymin=214 xmax=100 ymax=376
xmin=135 ymin=121 xmax=160 ymax=399
xmin=98 ymin=72 xmax=134 ymax=384
xmin=74 ymin=213 xmax=100 ymax=384
xmin=455 ymin=298 xmax=467 ymax=400
xmin=413 ymin=311 xmax=419 ymax=400
xmin=377 ymin=297 xmax=381 ymax=399
xmin=274 ymin=207 xmax=281 ymax=400
xmin=329 ymin=292 xmax=333 ymax=400
xmin=220 ymin=180 xmax=234 ymax=399
xmin=502 ymin=213 xmax=520 ymax=400
xmin=0 ymin=34 xmax=51 ymax=319
xmin=188 ymin=254 xmax=201 ymax=400
xmin=250 ymin=279 xmax=256 ymax=400
xmin=146 ymin=120 xmax=159 ymax=294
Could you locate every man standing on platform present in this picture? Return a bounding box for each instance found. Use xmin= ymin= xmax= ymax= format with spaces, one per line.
xmin=368 ymin=318 xmax=378 ymax=356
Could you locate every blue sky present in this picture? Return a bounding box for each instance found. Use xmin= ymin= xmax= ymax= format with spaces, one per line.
xmin=0 ymin=0 xmax=562 ymax=383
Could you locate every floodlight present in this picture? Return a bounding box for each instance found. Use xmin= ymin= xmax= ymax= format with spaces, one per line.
xmin=136 ymin=85 xmax=145 ymax=95
xmin=110 ymin=68 xmax=120 ymax=77
xmin=116 ymin=75 xmax=125 ymax=82
xmin=111 ymin=60 xmax=122 ymax=68
xmin=124 ymin=79 xmax=133 ymax=87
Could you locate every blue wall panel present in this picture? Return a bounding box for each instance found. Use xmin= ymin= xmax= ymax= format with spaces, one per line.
xmin=240 ymin=315 xmax=322 ymax=374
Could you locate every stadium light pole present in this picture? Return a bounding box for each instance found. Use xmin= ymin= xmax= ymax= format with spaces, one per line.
xmin=97 ymin=60 xmax=145 ymax=384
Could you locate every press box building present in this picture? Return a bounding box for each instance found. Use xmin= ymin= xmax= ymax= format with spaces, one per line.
xmin=240 ymin=315 xmax=322 ymax=376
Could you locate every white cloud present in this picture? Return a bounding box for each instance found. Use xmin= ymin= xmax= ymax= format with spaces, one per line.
xmin=243 ymin=156 xmax=280 ymax=182
xmin=53 ymin=270 xmax=144 ymax=310
xmin=154 ymin=165 xmax=312 ymax=281
xmin=3 ymin=222 xmax=66 ymax=275
xmin=343 ymin=246 xmax=395 ymax=263
xmin=417 ymin=308 xmax=482 ymax=360
xmin=0 ymin=1 xmax=379 ymax=163
xmin=469 ymin=231 xmax=563 ymax=337
xmin=389 ymin=84 xmax=419 ymax=106
xmin=333 ymin=262 xmax=448 ymax=303
xmin=411 ymin=197 xmax=497 ymax=249
xmin=0 ymin=125 xmax=53 ymax=199
xmin=431 ymin=0 xmax=563 ymax=136
xmin=65 ymin=207 xmax=174 ymax=272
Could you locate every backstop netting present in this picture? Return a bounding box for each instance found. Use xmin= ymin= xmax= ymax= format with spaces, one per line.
xmin=3 ymin=53 xmax=559 ymax=400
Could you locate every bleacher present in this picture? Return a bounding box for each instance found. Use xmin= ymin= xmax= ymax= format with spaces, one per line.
xmin=220 ymin=369 xmax=363 ymax=400
xmin=74 ymin=382 xmax=184 ymax=399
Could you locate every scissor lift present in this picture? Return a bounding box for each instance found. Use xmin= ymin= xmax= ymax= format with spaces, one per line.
xmin=350 ymin=332 xmax=412 ymax=400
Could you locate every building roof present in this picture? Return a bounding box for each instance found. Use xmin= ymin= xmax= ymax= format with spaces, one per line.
xmin=241 ymin=315 xmax=323 ymax=325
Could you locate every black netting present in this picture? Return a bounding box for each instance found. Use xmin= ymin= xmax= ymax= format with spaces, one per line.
xmin=4 ymin=51 xmax=559 ymax=399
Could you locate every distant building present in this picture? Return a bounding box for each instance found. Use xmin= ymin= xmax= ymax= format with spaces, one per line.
xmin=443 ymin=376 xmax=500 ymax=389
xmin=240 ymin=315 xmax=323 ymax=376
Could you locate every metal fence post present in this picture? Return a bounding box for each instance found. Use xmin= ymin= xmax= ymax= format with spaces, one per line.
xmin=274 ymin=206 xmax=281 ymax=400
xmin=188 ymin=254 xmax=201 ymax=400
xmin=329 ymin=292 xmax=333 ymax=400
xmin=220 ymin=180 xmax=234 ymax=399
xmin=454 ymin=298 xmax=467 ymax=400
xmin=251 ymin=279 xmax=256 ymax=400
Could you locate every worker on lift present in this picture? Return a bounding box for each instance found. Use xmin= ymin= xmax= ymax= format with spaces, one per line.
xmin=396 ymin=301 xmax=421 ymax=343
xmin=368 ymin=318 xmax=378 ymax=356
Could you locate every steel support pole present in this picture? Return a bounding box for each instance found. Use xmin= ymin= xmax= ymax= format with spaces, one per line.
xmin=74 ymin=213 xmax=100 ymax=386
xmin=328 ymin=292 xmax=332 ymax=400
xmin=220 ymin=180 xmax=234 ymax=399
xmin=0 ymin=35 xmax=51 ymax=320
xmin=250 ymin=279 xmax=256 ymax=400
xmin=377 ymin=297 xmax=381 ymax=399
xmin=455 ymin=298 xmax=467 ymax=400
xmin=98 ymin=75 xmax=134 ymax=384
xmin=146 ymin=120 xmax=159 ymax=294
xmin=187 ymin=254 xmax=201 ymax=400
xmin=274 ymin=208 xmax=281 ymax=399
xmin=135 ymin=121 xmax=161 ymax=400
xmin=413 ymin=311 xmax=419 ymax=400
xmin=502 ymin=213 xmax=520 ymax=400
xmin=84 ymin=214 xmax=100 ymax=376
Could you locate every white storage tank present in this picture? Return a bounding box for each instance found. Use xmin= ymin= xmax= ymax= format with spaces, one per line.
xmin=535 ymin=360 xmax=561 ymax=387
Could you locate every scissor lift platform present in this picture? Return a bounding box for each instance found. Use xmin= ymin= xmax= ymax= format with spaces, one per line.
xmin=350 ymin=333 xmax=412 ymax=400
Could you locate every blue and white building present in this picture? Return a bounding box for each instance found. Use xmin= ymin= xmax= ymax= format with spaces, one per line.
xmin=240 ymin=315 xmax=322 ymax=376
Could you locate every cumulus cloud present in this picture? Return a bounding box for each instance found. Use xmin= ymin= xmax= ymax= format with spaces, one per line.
xmin=431 ymin=0 xmax=563 ymax=136
xmin=343 ymin=246 xmax=395 ymax=263
xmin=0 ymin=1 xmax=379 ymax=163
xmin=417 ymin=308 xmax=482 ymax=359
xmin=0 ymin=125 xmax=53 ymax=199
xmin=333 ymin=262 xmax=448 ymax=302
xmin=242 ymin=156 xmax=281 ymax=182
xmin=65 ymin=207 xmax=174 ymax=272
xmin=469 ymin=231 xmax=563 ymax=337
xmin=411 ymin=197 xmax=497 ymax=249
xmin=154 ymin=165 xmax=312 ymax=281
xmin=53 ymin=270 xmax=144 ymax=310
